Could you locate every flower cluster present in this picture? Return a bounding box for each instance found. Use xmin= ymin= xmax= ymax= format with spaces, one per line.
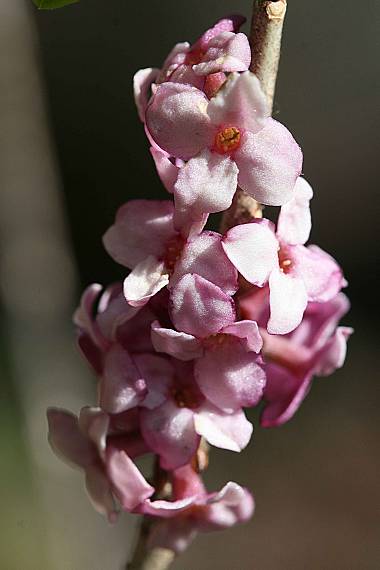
xmin=47 ymin=16 xmax=352 ymax=554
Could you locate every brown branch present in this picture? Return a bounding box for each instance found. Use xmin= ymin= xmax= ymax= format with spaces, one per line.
xmin=220 ymin=0 xmax=288 ymax=233
xmin=126 ymin=517 xmax=175 ymax=570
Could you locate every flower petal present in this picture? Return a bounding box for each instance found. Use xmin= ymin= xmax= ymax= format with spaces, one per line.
xmin=151 ymin=321 xmax=203 ymax=361
xmin=123 ymin=256 xmax=169 ymax=308
xmin=103 ymin=200 xmax=175 ymax=269
xmin=277 ymin=177 xmax=313 ymax=245
xmin=133 ymin=67 xmax=159 ymax=122
xmin=194 ymin=404 xmax=253 ymax=452
xmin=170 ymin=274 xmax=236 ymax=338
xmin=145 ymin=83 xmax=213 ymax=160
xmin=268 ymin=268 xmax=308 ymax=334
xmin=140 ymin=402 xmax=200 ymax=470
xmin=314 ymin=326 xmax=353 ymax=376
xmin=134 ymin=353 xmax=175 ymax=410
xmin=195 ymin=341 xmax=266 ymax=412
xmin=293 ymin=245 xmax=345 ymax=302
xmin=260 ymin=364 xmax=312 ymax=427
xmin=207 ymin=71 xmax=268 ymax=133
xmin=47 ymin=408 xmax=96 ymax=469
xmin=173 ymin=150 xmax=238 ymax=235
xmin=222 ymin=219 xmax=278 ymax=286
xmin=85 ymin=465 xmax=118 ymax=523
xmin=193 ymin=32 xmax=251 ymax=75
xmin=78 ymin=407 xmax=110 ymax=461
xmin=221 ymin=319 xmax=263 ymax=353
xmin=171 ymin=231 xmax=238 ymax=295
xmin=235 ymin=119 xmax=303 ymax=206
xmin=150 ymin=147 xmax=179 ymax=193
xmin=100 ymin=345 xmax=146 ymax=414
xmin=106 ymin=449 xmax=154 ymax=511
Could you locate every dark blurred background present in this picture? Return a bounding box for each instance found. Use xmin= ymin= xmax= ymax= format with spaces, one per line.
xmin=0 ymin=1 xmax=379 ymax=568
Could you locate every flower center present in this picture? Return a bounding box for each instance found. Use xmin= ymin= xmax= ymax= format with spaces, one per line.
xmin=171 ymin=385 xmax=201 ymax=410
xmin=278 ymin=246 xmax=293 ymax=274
xmin=164 ymin=235 xmax=186 ymax=275
xmin=214 ymin=126 xmax=241 ymax=154
xmin=203 ymin=333 xmax=230 ymax=349
xmin=185 ymin=48 xmax=205 ymax=66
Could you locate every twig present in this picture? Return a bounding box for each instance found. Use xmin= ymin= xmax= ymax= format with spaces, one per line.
xmin=126 ymin=517 xmax=175 ymax=570
xmin=220 ymin=0 xmax=287 ymax=233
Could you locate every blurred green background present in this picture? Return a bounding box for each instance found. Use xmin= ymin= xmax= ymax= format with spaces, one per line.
xmin=0 ymin=1 xmax=379 ymax=568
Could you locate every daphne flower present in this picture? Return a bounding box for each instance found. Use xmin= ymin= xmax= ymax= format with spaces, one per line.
xmin=103 ymin=199 xmax=238 ymax=307
xmin=133 ymin=16 xmax=249 ymax=121
xmin=239 ymin=288 xmax=353 ymax=426
xmin=151 ymin=273 xmax=266 ymax=413
xmin=136 ymin=464 xmax=254 ymax=553
xmin=47 ymin=406 xmax=149 ymax=522
xmin=223 ymin=178 xmax=346 ymax=334
xmin=145 ymin=71 xmax=302 ymax=228
xmin=138 ymin=358 xmax=253 ymax=470
xmin=74 ymin=283 xmax=161 ymax=414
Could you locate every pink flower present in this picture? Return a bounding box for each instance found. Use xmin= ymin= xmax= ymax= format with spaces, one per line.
xmin=133 ymin=16 xmax=249 ymax=121
xmin=151 ymin=273 xmax=266 ymax=413
xmin=47 ymin=406 xmax=150 ymax=522
xmin=223 ymin=178 xmax=346 ymax=334
xmin=138 ymin=358 xmax=253 ymax=470
xmin=145 ymin=72 xmax=302 ymax=221
xmin=139 ymin=464 xmax=254 ymax=553
xmin=74 ymin=283 xmax=163 ymax=414
xmin=239 ymin=288 xmax=353 ymax=426
xmin=103 ymin=199 xmax=238 ymax=307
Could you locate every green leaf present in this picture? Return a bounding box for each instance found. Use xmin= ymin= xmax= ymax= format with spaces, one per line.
xmin=32 ymin=0 xmax=79 ymax=9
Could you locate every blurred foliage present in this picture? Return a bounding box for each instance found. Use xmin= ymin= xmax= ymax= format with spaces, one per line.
xmin=32 ymin=0 xmax=79 ymax=9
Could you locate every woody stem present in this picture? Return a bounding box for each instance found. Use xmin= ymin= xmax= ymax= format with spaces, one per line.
xmin=220 ymin=0 xmax=288 ymax=233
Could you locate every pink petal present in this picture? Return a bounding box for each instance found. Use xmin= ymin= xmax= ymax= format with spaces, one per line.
xmin=221 ymin=319 xmax=263 ymax=353
xmin=202 ymin=483 xmax=254 ymax=529
xmin=140 ymin=401 xmax=200 ymax=470
xmin=123 ymin=256 xmax=169 ymax=308
xmin=173 ymin=150 xmax=238 ymax=234
xmin=78 ymin=407 xmax=109 ymax=461
xmin=47 ymin=408 xmax=96 ymax=469
xmin=195 ymin=341 xmax=266 ymax=412
xmin=222 ymin=219 xmax=278 ymax=286
xmin=103 ymin=200 xmax=175 ymax=269
xmin=157 ymin=42 xmax=190 ymax=83
xmin=100 ymin=345 xmax=146 ymax=414
xmin=145 ymin=83 xmax=213 ymax=160
xmin=106 ymin=449 xmax=154 ymax=511
xmin=151 ymin=321 xmax=203 ymax=361
xmin=85 ymin=465 xmax=118 ymax=523
xmin=194 ymin=404 xmax=253 ymax=452
xmin=170 ymin=274 xmax=236 ymax=339
xmin=235 ymin=119 xmax=303 ymax=206
xmin=268 ymin=268 xmax=308 ymax=334
xmin=116 ymin=304 xmax=157 ymax=354
xmin=292 ymin=244 xmax=345 ymax=302
xmin=73 ymin=283 xmax=108 ymax=350
xmin=150 ymin=147 xmax=179 ymax=193
xmin=96 ymin=291 xmax=140 ymax=341
xmin=207 ymin=72 xmax=268 ymax=134
xmin=133 ymin=67 xmax=159 ymax=122
xmin=193 ymin=32 xmax=251 ymax=75
xmin=277 ymin=177 xmax=314 ymax=245
xmin=198 ymin=16 xmax=246 ymax=50
xmin=133 ymin=353 xmax=175 ymax=410
xmin=171 ymin=231 xmax=238 ymax=295
xmin=260 ymin=364 xmax=312 ymax=427
xmin=140 ymin=497 xmax=195 ymax=518
xmin=314 ymin=326 xmax=353 ymax=376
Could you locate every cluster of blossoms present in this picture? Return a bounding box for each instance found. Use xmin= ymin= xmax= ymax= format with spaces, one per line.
xmin=47 ymin=16 xmax=352 ymax=554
